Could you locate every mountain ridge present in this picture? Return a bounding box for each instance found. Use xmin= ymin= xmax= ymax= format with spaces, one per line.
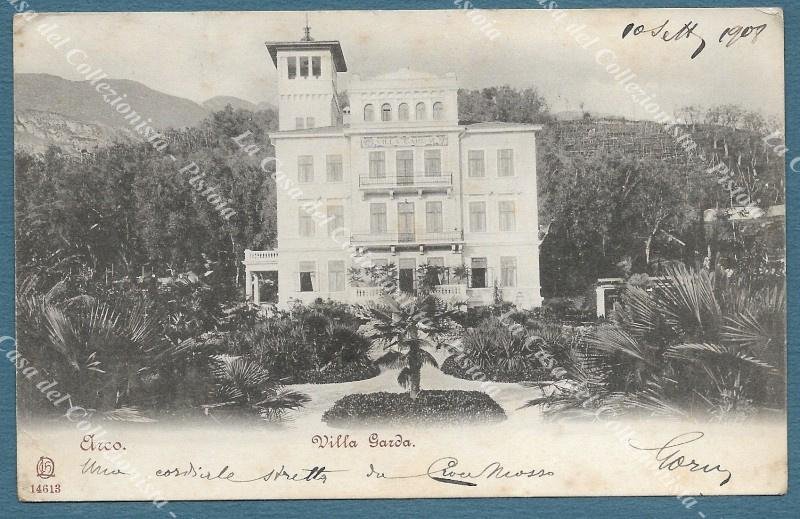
xmin=14 ymin=73 xmax=273 ymax=153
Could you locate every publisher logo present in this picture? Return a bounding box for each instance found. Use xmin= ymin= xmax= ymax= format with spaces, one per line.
xmin=36 ymin=457 xmax=55 ymax=479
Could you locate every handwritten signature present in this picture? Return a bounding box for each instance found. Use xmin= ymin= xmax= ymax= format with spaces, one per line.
xmin=628 ymin=431 xmax=732 ymax=486
xmin=366 ymin=457 xmax=554 ymax=486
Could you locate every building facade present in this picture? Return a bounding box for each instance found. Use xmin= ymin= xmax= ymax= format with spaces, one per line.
xmin=244 ymin=31 xmax=543 ymax=309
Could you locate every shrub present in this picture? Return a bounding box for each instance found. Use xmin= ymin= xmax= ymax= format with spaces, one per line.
xmin=527 ymin=264 xmax=786 ymax=420
xmin=443 ymin=315 xmax=589 ymax=383
xmin=322 ymin=390 xmax=506 ymax=426
xmin=293 ymin=363 xmax=380 ymax=384
xmin=224 ymin=302 xmax=376 ymax=383
xmin=440 ymin=355 xmax=550 ymax=383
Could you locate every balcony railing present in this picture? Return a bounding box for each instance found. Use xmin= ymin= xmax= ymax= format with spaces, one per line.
xmin=350 ymin=231 xmax=463 ymax=246
xmin=359 ymin=173 xmax=452 ymax=189
xmin=244 ymin=250 xmax=279 ymax=264
xmin=349 ymin=284 xmax=467 ymax=304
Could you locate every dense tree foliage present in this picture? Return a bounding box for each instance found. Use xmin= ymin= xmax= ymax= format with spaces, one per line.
xmin=458 ymin=86 xmax=552 ymax=124
xmin=16 ymin=106 xmax=279 ymax=293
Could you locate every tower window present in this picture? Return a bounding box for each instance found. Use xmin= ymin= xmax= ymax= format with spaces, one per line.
xmin=312 ymin=56 xmax=321 ymax=78
xmin=299 ymin=57 xmax=309 ymax=77
xmin=398 ymin=103 xmax=409 ymax=121
xmin=381 ymin=103 xmax=392 ymax=122
xmin=287 ymin=57 xmax=297 ymax=79
xmin=433 ymin=102 xmax=445 ymax=120
xmin=364 ymin=104 xmax=375 ymax=122
xmin=415 ymin=102 xmax=426 ymax=120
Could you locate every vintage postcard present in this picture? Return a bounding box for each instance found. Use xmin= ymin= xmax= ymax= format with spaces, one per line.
xmin=11 ymin=7 xmax=786 ymax=504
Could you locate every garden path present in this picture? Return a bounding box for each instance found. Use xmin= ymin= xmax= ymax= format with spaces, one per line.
xmin=286 ymin=350 xmax=543 ymax=428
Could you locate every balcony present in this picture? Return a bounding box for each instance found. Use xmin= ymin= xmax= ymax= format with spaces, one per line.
xmin=243 ymin=249 xmax=279 ymax=270
xmin=358 ymin=173 xmax=452 ymax=196
xmin=350 ymin=231 xmax=463 ymax=251
xmin=349 ymin=284 xmax=467 ymax=305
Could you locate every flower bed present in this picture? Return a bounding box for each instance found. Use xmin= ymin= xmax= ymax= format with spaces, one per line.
xmin=440 ymin=355 xmax=551 ymax=383
xmin=322 ymin=390 xmax=507 ymax=427
xmin=290 ymin=363 xmax=380 ymax=384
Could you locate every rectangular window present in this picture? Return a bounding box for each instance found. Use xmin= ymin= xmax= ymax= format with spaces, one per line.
xmin=499 ymin=201 xmax=516 ymax=232
xmin=369 ymin=151 xmax=386 ymax=179
xmin=471 ymin=257 xmax=487 ymax=289
xmin=287 ymin=57 xmax=297 ymax=79
xmin=328 ymin=260 xmax=345 ymax=292
xmin=306 ymin=117 xmax=315 ymax=129
xmin=311 ymin=56 xmax=321 ymax=78
xmin=399 ymin=258 xmax=416 ymax=293
xmin=498 ymin=149 xmax=514 ymax=177
xmin=426 ymin=201 xmax=443 ymax=233
xmin=299 ymin=57 xmax=309 ymax=77
xmin=295 ymin=117 xmax=305 ymax=130
xmin=298 ymin=155 xmax=314 ymax=183
xmin=424 ymin=149 xmax=441 ymax=177
xmin=326 ymin=154 xmax=343 ymax=182
xmin=299 ymin=261 xmax=316 ymax=292
xmin=469 ymin=201 xmax=486 ymax=232
xmin=398 ymin=202 xmax=415 ymax=241
xmin=327 ymin=205 xmax=344 ymax=236
xmin=501 ymin=257 xmax=517 ymax=287
xmin=370 ymin=203 xmax=387 ymax=234
xmin=299 ymin=210 xmax=315 ymax=237
xmin=468 ymin=150 xmax=485 ymax=178
xmin=428 ymin=257 xmax=446 ymax=285
xmin=396 ymin=150 xmax=414 ymax=183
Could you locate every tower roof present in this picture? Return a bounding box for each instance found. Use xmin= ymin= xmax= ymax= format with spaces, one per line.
xmin=264 ymin=40 xmax=348 ymax=72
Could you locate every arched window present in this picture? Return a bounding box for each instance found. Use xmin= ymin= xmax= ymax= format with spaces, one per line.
xmin=433 ymin=102 xmax=445 ymax=120
xmin=364 ymin=104 xmax=375 ymax=122
xmin=381 ymin=103 xmax=392 ymax=121
xmin=398 ymin=103 xmax=409 ymax=121
xmin=415 ymin=102 xmax=427 ymax=120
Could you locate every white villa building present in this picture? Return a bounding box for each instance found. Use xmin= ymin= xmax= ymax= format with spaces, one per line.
xmin=244 ymin=27 xmax=543 ymax=309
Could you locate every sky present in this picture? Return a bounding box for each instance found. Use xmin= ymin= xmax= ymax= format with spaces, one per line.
xmin=13 ymin=8 xmax=785 ymax=120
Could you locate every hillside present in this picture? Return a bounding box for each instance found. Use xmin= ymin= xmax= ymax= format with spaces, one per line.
xmin=15 ymin=73 xmax=210 ymax=129
xmin=14 ymin=73 xmax=213 ymax=153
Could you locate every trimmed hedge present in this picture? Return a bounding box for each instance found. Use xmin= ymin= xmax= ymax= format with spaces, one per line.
xmin=291 ymin=363 xmax=380 ymax=384
xmin=440 ymin=355 xmax=551 ymax=383
xmin=322 ymin=390 xmax=507 ymax=426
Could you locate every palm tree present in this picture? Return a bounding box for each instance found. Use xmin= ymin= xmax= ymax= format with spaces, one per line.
xmin=206 ymin=355 xmax=310 ymax=422
xmin=16 ymin=274 xmax=159 ymax=419
xmin=528 ymin=263 xmax=785 ymax=419
xmin=359 ymin=294 xmax=458 ymax=399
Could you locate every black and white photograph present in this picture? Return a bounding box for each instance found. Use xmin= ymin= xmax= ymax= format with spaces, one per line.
xmin=10 ymin=7 xmax=787 ymax=501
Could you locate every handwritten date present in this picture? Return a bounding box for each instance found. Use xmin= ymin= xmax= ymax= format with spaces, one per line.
xmin=622 ymin=19 xmax=767 ymax=59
